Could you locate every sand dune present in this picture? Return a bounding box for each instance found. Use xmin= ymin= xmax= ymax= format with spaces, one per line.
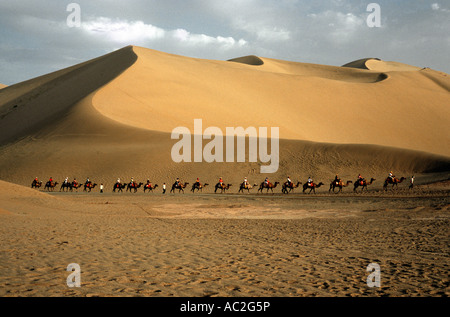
xmin=0 ymin=84 xmax=6 ymax=89
xmin=0 ymin=45 xmax=449 ymax=188
xmin=91 ymin=46 xmax=449 ymax=157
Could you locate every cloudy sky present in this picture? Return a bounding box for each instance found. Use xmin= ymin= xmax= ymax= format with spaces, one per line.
xmin=0 ymin=0 xmax=449 ymax=85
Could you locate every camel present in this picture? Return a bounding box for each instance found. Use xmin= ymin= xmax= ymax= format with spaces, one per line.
xmin=84 ymin=183 xmax=97 ymax=192
xmin=238 ymin=183 xmax=258 ymax=193
xmin=191 ymin=183 xmax=209 ymax=193
xmin=31 ymin=180 xmax=42 ymax=189
xmin=143 ymin=183 xmax=159 ymax=193
xmin=353 ymin=178 xmax=376 ymax=192
xmin=70 ymin=182 xmax=82 ymax=191
xmin=44 ymin=181 xmax=58 ymax=191
xmin=383 ymin=177 xmax=406 ymax=190
xmin=329 ymin=180 xmax=353 ymax=193
xmin=215 ymin=183 xmax=232 ymax=193
xmin=170 ymin=182 xmax=189 ymax=193
xmin=126 ymin=182 xmax=143 ymax=193
xmin=302 ymin=182 xmax=325 ymax=194
xmin=281 ymin=181 xmax=302 ymax=194
xmin=258 ymin=181 xmax=280 ymax=193
xmin=113 ymin=183 xmax=126 ymax=192
xmin=60 ymin=182 xmax=72 ymax=192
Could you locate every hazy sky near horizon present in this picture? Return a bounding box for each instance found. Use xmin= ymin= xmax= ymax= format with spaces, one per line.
xmin=0 ymin=0 xmax=449 ymax=85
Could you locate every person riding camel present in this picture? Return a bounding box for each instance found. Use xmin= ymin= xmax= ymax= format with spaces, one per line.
xmin=287 ymin=176 xmax=292 ymax=188
xmin=388 ymin=171 xmax=395 ymax=182
xmin=358 ymin=174 xmax=364 ymax=185
xmin=175 ymin=178 xmax=181 ymax=187
xmin=64 ymin=177 xmax=69 ymax=184
xmin=49 ymin=177 xmax=54 ymax=186
xmin=73 ymin=178 xmax=78 ymax=187
xmin=86 ymin=177 xmax=91 ymax=186
xmin=264 ymin=177 xmax=269 ymax=187
xmin=243 ymin=177 xmax=249 ymax=188
xmin=308 ymin=177 xmax=313 ymax=187
xmin=130 ymin=177 xmax=136 ymax=188
xmin=334 ymin=174 xmax=341 ymax=185
xmin=195 ymin=178 xmax=201 ymax=187
xmin=219 ymin=177 xmax=224 ymax=188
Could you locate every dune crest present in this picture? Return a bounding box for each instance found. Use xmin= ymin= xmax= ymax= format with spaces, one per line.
xmin=0 ymin=46 xmax=137 ymax=145
xmin=343 ymin=58 xmax=422 ymax=72
xmin=228 ymin=55 xmax=264 ymax=66
xmin=90 ymin=46 xmax=449 ymax=157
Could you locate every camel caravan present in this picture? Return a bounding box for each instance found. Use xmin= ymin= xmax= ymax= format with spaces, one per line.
xmin=31 ymin=172 xmax=413 ymax=194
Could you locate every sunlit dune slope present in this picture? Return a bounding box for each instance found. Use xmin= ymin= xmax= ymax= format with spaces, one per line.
xmin=92 ymin=46 xmax=450 ymax=157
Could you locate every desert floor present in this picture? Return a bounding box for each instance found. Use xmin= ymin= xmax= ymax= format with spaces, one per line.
xmin=0 ymin=181 xmax=449 ymax=298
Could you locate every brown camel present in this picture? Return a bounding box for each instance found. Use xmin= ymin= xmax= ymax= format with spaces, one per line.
xmin=282 ymin=181 xmax=302 ymax=194
xmin=353 ymin=178 xmax=376 ymax=192
xmin=383 ymin=177 xmax=406 ymax=190
xmin=126 ymin=182 xmax=143 ymax=193
xmin=238 ymin=183 xmax=258 ymax=193
xmin=113 ymin=183 xmax=126 ymax=192
xmin=191 ymin=183 xmax=209 ymax=193
xmin=31 ymin=180 xmax=42 ymax=189
xmin=44 ymin=181 xmax=58 ymax=191
xmin=258 ymin=181 xmax=280 ymax=193
xmin=70 ymin=182 xmax=82 ymax=191
xmin=171 ymin=182 xmax=189 ymax=193
xmin=302 ymin=182 xmax=325 ymax=194
xmin=215 ymin=183 xmax=232 ymax=193
xmin=84 ymin=183 xmax=97 ymax=192
xmin=144 ymin=183 xmax=159 ymax=193
xmin=329 ymin=180 xmax=353 ymax=193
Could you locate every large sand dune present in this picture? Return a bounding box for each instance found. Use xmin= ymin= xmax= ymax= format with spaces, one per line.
xmin=0 ymin=45 xmax=449 ymax=188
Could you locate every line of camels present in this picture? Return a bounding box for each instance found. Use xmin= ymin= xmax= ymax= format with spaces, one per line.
xmin=31 ymin=176 xmax=409 ymax=194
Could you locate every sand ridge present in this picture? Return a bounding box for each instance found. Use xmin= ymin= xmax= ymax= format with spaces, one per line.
xmin=90 ymin=46 xmax=450 ymax=157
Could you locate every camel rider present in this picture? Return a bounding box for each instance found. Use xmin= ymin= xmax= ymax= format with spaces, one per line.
xmin=264 ymin=177 xmax=269 ymax=186
xmin=130 ymin=177 xmax=136 ymax=187
xmin=388 ymin=171 xmax=395 ymax=181
xmin=308 ymin=177 xmax=313 ymax=187
xmin=219 ymin=177 xmax=224 ymax=188
xmin=358 ymin=174 xmax=364 ymax=185
xmin=49 ymin=177 xmax=54 ymax=186
xmin=334 ymin=174 xmax=340 ymax=185
xmin=86 ymin=177 xmax=91 ymax=186
xmin=117 ymin=178 xmax=121 ymax=184
xmin=73 ymin=178 xmax=78 ymax=186
xmin=34 ymin=177 xmax=39 ymax=184
xmin=64 ymin=177 xmax=69 ymax=184
xmin=175 ymin=178 xmax=181 ymax=187
xmin=195 ymin=178 xmax=201 ymax=187
xmin=287 ymin=176 xmax=292 ymax=187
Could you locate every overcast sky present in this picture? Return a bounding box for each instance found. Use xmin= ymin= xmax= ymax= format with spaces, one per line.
xmin=0 ymin=0 xmax=449 ymax=85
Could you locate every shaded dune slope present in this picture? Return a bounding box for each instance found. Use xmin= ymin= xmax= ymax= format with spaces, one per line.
xmin=0 ymin=46 xmax=137 ymax=145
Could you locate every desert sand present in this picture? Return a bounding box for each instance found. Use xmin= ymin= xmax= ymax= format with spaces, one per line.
xmin=0 ymin=180 xmax=449 ymax=297
xmin=0 ymin=46 xmax=449 ymax=297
